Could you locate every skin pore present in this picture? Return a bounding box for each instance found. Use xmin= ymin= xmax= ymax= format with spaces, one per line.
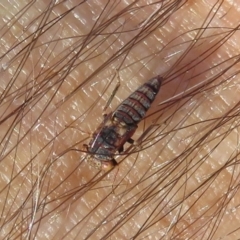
xmin=1 ymin=0 xmax=240 ymax=239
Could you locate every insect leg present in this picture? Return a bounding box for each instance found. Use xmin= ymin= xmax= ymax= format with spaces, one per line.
xmin=134 ymin=124 xmax=160 ymax=147
xmin=117 ymin=138 xmax=135 ymax=153
xmin=103 ymin=69 xmax=121 ymax=112
xmin=118 ymin=146 xmax=124 ymax=153
xmin=127 ymin=138 xmax=134 ymax=144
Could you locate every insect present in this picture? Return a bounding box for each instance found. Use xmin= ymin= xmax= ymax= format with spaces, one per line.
xmin=84 ymin=75 xmax=162 ymax=171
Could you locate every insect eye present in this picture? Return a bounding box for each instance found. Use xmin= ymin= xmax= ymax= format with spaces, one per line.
xmin=101 ymin=159 xmax=118 ymax=171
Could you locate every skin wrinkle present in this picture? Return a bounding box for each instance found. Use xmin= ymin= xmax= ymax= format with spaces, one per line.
xmin=0 ymin=0 xmax=240 ymax=239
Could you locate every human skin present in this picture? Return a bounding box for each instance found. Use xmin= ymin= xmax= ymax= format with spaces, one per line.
xmin=1 ymin=0 xmax=240 ymax=239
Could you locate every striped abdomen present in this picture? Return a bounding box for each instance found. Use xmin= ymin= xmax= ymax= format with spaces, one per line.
xmin=113 ymin=76 xmax=162 ymax=125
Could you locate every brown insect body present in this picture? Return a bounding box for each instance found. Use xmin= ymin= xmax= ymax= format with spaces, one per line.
xmin=85 ymin=76 xmax=162 ymax=171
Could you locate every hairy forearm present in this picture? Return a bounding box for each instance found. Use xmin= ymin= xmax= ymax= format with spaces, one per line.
xmin=0 ymin=1 xmax=240 ymax=239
